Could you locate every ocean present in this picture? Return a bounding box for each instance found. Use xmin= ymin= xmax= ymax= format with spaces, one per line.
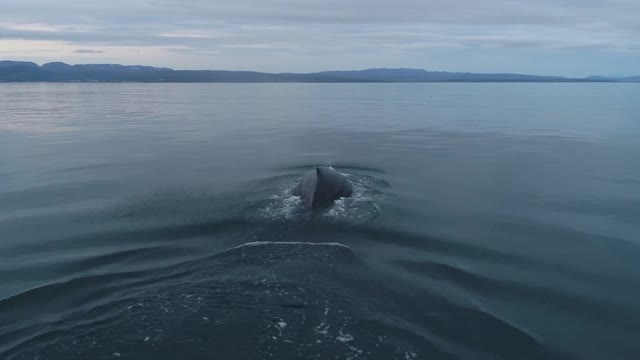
xmin=1 ymin=83 xmax=639 ymax=359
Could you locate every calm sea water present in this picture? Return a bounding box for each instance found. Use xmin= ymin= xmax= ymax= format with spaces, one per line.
xmin=1 ymin=83 xmax=639 ymax=360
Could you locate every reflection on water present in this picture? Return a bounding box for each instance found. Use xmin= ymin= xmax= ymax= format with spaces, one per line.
xmin=1 ymin=83 xmax=640 ymax=360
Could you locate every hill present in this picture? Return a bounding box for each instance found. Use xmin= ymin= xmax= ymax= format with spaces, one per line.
xmin=0 ymin=61 xmax=634 ymax=83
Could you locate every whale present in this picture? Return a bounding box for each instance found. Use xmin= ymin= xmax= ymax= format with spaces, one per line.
xmin=293 ymin=166 xmax=353 ymax=209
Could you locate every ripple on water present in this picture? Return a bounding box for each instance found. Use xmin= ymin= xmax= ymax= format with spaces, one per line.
xmin=0 ymin=242 xmax=432 ymax=360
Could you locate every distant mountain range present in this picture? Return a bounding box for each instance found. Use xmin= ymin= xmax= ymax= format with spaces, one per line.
xmin=0 ymin=61 xmax=638 ymax=83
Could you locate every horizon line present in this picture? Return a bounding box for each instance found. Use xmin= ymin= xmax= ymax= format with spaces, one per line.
xmin=1 ymin=59 xmax=638 ymax=80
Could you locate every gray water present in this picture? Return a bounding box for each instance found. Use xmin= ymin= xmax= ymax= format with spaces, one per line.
xmin=1 ymin=83 xmax=639 ymax=360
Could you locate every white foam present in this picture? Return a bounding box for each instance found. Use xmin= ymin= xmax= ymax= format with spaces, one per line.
xmin=259 ymin=194 xmax=304 ymax=221
xmin=224 ymin=241 xmax=351 ymax=252
xmin=405 ymin=351 xmax=417 ymax=359
xmin=337 ymin=334 xmax=354 ymax=342
xmin=345 ymin=345 xmax=363 ymax=360
xmin=337 ymin=328 xmax=354 ymax=342
xmin=315 ymin=323 xmax=330 ymax=334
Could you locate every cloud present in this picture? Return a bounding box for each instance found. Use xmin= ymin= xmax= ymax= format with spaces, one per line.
xmin=160 ymin=30 xmax=231 ymax=39
xmin=0 ymin=0 xmax=637 ymax=75
xmin=73 ymin=48 xmax=103 ymax=54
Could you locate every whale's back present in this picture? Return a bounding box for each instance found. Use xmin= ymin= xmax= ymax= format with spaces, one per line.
xmin=293 ymin=167 xmax=352 ymax=209
xmin=292 ymin=169 xmax=318 ymax=208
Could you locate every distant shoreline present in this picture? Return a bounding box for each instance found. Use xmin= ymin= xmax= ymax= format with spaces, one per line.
xmin=1 ymin=61 xmax=637 ymax=83
xmin=0 ymin=80 xmax=626 ymax=83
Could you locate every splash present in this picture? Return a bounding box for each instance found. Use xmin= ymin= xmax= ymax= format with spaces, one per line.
xmin=253 ymin=170 xmax=389 ymax=224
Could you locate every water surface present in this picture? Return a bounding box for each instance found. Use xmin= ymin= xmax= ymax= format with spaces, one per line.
xmin=1 ymin=83 xmax=639 ymax=359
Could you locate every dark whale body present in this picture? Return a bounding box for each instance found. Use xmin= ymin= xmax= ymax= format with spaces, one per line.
xmin=293 ymin=166 xmax=353 ymax=209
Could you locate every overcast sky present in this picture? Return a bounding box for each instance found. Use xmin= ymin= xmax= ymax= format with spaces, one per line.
xmin=0 ymin=0 xmax=638 ymax=76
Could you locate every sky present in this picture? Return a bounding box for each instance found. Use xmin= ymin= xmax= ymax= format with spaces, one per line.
xmin=0 ymin=0 xmax=638 ymax=77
